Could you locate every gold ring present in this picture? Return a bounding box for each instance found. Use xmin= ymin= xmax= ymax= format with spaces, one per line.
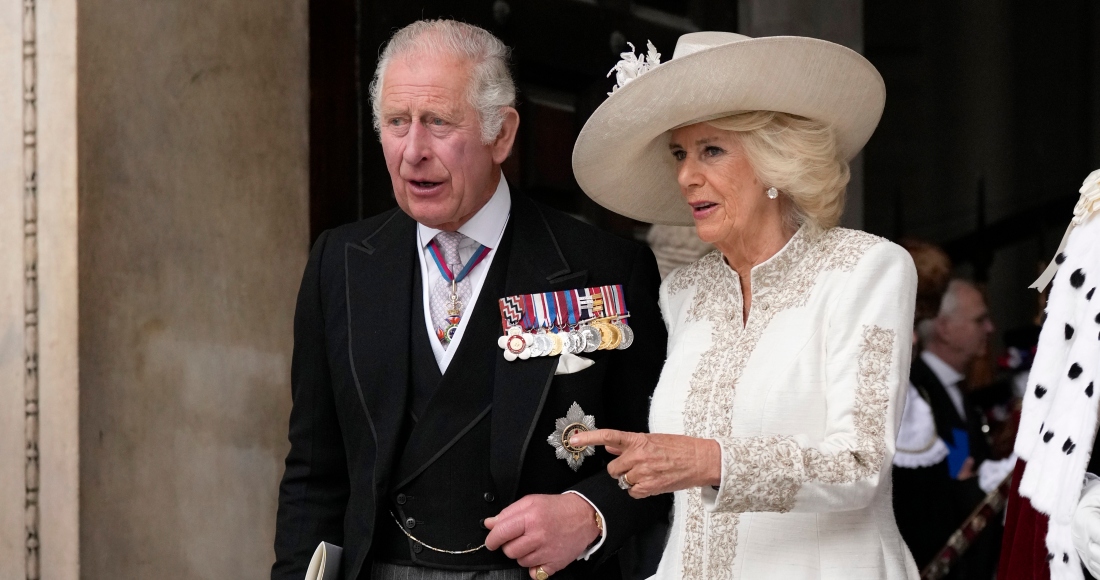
xmin=618 ymin=473 xmax=634 ymax=490
xmin=536 ymin=566 xmax=549 ymax=580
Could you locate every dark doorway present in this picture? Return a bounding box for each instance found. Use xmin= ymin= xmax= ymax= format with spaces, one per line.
xmin=309 ymin=0 xmax=736 ymax=245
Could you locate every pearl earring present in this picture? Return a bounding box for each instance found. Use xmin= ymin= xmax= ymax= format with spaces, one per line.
xmin=766 ymin=187 xmax=779 ymax=199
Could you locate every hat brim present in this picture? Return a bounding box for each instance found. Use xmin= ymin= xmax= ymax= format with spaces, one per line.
xmin=572 ymin=36 xmax=885 ymax=226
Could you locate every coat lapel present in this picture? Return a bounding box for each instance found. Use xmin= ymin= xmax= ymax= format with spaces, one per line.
xmin=345 ymin=211 xmax=416 ymax=497
xmin=490 ymin=196 xmax=588 ymax=502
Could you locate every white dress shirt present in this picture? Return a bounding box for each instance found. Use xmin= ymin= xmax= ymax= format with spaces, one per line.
xmin=919 ymin=350 xmax=1016 ymax=492
xmin=921 ymin=351 xmax=966 ymax=420
xmin=414 ymin=175 xmax=606 ymax=558
xmin=416 ymin=175 xmax=511 ymax=373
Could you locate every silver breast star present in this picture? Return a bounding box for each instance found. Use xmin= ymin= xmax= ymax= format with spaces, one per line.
xmin=547 ymin=402 xmax=597 ymax=471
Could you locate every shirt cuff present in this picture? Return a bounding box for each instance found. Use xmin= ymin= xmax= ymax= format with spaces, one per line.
xmin=562 ymin=490 xmax=606 ymax=560
xmin=977 ymin=455 xmax=1017 ymax=494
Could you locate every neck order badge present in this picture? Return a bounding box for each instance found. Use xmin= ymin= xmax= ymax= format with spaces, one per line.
xmin=496 ymin=284 xmax=634 ymax=361
xmin=427 ymin=239 xmax=491 ymax=344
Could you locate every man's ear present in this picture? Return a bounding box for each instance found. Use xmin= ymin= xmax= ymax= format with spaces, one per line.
xmin=491 ymin=107 xmax=520 ymax=165
xmin=932 ymin=316 xmax=951 ymax=344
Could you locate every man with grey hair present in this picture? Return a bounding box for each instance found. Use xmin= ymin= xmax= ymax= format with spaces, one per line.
xmin=272 ymin=20 xmax=668 ymax=580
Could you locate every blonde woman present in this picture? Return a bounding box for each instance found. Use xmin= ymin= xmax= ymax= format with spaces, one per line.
xmin=569 ymin=33 xmax=920 ymax=579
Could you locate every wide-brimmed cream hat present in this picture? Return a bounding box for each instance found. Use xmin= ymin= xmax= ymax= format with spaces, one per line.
xmin=572 ymin=32 xmax=885 ymax=225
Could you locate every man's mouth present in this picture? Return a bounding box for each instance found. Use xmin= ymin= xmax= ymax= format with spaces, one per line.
xmin=410 ymin=180 xmax=442 ymax=188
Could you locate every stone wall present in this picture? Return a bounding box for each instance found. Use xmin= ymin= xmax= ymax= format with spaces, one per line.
xmin=0 ymin=2 xmax=28 ymax=576
xmin=0 ymin=1 xmax=308 ymax=578
xmin=75 ymin=0 xmax=309 ymax=577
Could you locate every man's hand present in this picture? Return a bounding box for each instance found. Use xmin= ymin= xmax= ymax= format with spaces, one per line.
xmin=484 ymin=493 xmax=600 ymax=578
xmin=568 ymin=429 xmax=721 ymax=499
xmin=956 ymin=457 xmax=975 ymax=481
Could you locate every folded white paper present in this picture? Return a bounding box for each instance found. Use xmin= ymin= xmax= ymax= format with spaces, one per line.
xmin=304 ymin=541 xmax=342 ymax=580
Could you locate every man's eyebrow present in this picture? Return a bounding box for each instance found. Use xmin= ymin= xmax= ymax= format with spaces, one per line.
xmin=418 ymin=108 xmax=461 ymax=121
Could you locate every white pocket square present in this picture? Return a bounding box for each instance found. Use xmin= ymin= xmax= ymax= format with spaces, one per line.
xmin=555 ymin=352 xmax=594 ymax=375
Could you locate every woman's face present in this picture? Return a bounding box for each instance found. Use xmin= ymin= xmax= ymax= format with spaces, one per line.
xmin=668 ymin=122 xmax=768 ymax=245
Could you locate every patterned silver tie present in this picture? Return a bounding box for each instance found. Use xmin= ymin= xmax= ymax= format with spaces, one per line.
xmin=429 ymin=231 xmax=473 ymax=348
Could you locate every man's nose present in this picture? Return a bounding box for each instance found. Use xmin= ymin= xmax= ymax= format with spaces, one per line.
xmin=402 ymin=122 xmax=431 ymax=165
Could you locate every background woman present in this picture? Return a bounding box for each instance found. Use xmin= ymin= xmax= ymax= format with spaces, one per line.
xmin=569 ymin=32 xmax=919 ymax=579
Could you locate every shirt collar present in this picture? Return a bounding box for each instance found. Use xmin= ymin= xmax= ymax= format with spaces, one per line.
xmin=921 ymin=350 xmax=964 ymax=388
xmin=418 ymin=173 xmax=511 ymax=250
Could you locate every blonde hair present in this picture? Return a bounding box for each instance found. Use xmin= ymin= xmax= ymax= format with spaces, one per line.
xmin=706 ymin=111 xmax=849 ymax=233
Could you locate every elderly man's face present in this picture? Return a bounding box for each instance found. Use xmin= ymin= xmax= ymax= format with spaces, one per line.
xmin=669 ymin=123 xmax=775 ymax=246
xmin=379 ymin=54 xmax=516 ymax=231
xmin=938 ymin=283 xmax=995 ymax=362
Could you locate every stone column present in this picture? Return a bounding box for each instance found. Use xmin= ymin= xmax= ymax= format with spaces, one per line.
xmin=1 ymin=1 xmax=307 ymax=578
xmin=738 ymin=0 xmax=866 ymax=229
xmin=0 ymin=0 xmax=81 ymax=578
xmin=76 ymin=0 xmax=309 ymax=577
xmin=0 ymin=2 xmax=28 ymax=576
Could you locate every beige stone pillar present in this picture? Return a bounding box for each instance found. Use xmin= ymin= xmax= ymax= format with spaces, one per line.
xmin=75 ymin=1 xmax=308 ymax=578
xmin=2 ymin=1 xmax=306 ymax=578
xmin=0 ymin=2 xmax=28 ymax=576
xmin=37 ymin=0 xmax=81 ymax=577
xmin=738 ymin=0 xmax=866 ymax=229
xmin=0 ymin=0 xmax=81 ymax=578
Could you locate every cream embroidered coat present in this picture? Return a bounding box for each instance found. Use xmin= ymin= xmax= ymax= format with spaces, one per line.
xmin=649 ymin=227 xmax=920 ymax=580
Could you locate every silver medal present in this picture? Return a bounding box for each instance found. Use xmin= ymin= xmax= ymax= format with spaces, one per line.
xmin=532 ymin=333 xmax=552 ymax=357
xmin=547 ymin=402 xmax=597 ymax=471
xmin=580 ymin=325 xmax=601 ymax=353
xmin=568 ymin=329 xmax=584 ymax=354
xmin=615 ymin=322 xmax=634 ymax=350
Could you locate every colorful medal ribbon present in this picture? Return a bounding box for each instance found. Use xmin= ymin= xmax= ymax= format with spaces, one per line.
xmin=427 ymin=239 xmax=491 ymax=343
xmin=496 ymin=284 xmax=631 ymax=360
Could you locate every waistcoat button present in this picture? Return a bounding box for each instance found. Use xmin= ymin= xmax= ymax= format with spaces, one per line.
xmin=396 ymin=493 xmax=407 ymax=505
xmin=412 ymin=544 xmax=423 ymax=554
xmin=483 ymin=492 xmax=495 ymax=503
xmin=405 ymin=517 xmax=416 ymax=529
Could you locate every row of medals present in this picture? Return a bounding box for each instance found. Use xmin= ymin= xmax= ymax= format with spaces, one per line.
xmin=516 ymin=318 xmax=634 ymax=357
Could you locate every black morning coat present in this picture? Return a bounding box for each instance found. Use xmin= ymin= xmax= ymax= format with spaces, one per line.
xmin=892 ymin=355 xmax=1000 ymax=576
xmin=271 ymin=192 xmax=670 ymax=580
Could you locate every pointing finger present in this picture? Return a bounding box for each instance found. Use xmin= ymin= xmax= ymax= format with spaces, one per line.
xmin=569 ymin=428 xmax=640 ymax=450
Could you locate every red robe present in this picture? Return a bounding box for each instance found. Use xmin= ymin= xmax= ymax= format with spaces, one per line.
xmin=999 ymin=459 xmax=1051 ymax=580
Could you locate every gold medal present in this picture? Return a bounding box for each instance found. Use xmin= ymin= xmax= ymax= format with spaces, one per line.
xmin=595 ymin=320 xmax=615 ymax=350
xmin=605 ymin=322 xmax=622 ymax=350
xmin=548 ymin=332 xmax=564 ymax=356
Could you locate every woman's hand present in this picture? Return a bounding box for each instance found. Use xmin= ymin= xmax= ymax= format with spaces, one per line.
xmin=568 ymin=429 xmax=722 ymax=499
